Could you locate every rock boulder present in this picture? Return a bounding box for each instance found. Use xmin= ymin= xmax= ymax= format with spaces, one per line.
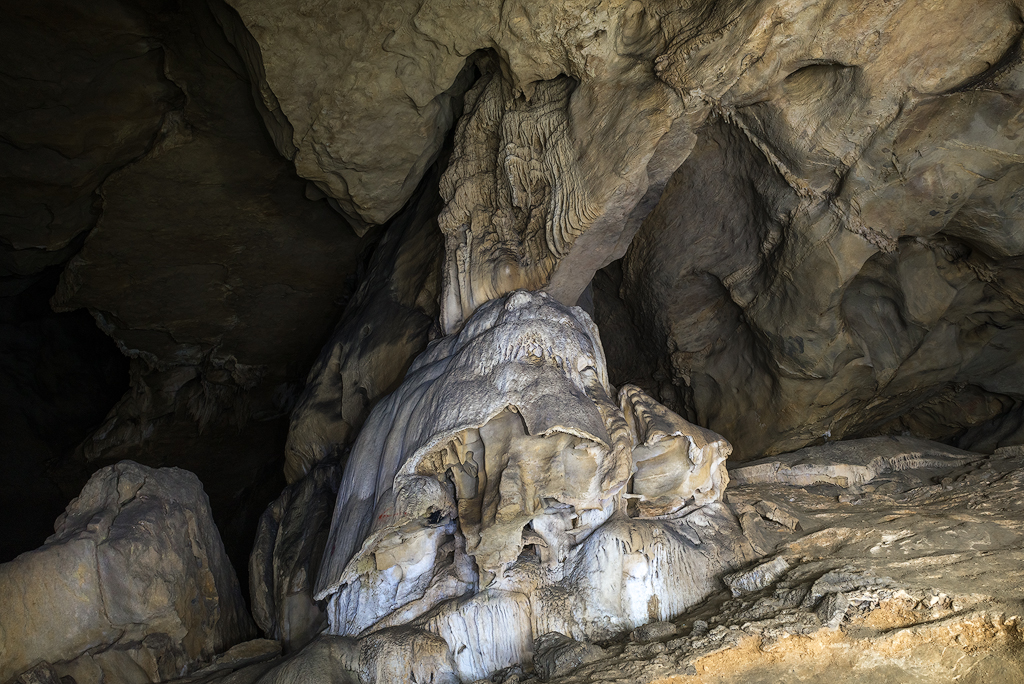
xmin=0 ymin=461 xmax=254 ymax=684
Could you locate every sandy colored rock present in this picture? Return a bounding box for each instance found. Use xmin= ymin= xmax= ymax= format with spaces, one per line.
xmin=0 ymin=461 xmax=254 ymax=684
xmin=617 ymin=0 xmax=1024 ymax=458
xmin=483 ymin=445 xmax=1024 ymax=683
xmin=227 ymin=0 xmax=1024 ymax=461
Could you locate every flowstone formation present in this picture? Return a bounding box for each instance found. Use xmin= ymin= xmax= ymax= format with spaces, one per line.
xmin=313 ymin=291 xmax=754 ymax=681
xmin=224 ymin=0 xmax=1024 ymax=465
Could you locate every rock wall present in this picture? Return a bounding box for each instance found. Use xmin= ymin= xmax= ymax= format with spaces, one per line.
xmin=221 ymin=0 xmax=1024 ymax=461
xmin=618 ymin=2 xmax=1024 ymax=457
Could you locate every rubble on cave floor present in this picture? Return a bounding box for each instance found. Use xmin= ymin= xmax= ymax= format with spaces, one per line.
xmin=479 ymin=443 xmax=1024 ymax=684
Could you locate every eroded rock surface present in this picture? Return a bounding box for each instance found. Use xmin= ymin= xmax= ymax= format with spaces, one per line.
xmin=616 ymin=0 xmax=1024 ymax=458
xmin=481 ymin=444 xmax=1024 ymax=683
xmin=229 ymin=0 xmax=1024 ymax=458
xmin=282 ymin=165 xmax=445 ymax=483
xmin=0 ymin=461 xmax=254 ymax=684
xmin=313 ymin=291 xmax=755 ymax=681
xmin=250 ymin=456 xmax=341 ymax=651
xmin=0 ymin=0 xmax=181 ymax=289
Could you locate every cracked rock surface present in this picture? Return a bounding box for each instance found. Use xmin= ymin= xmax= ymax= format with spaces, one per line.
xmin=475 ymin=443 xmax=1024 ymax=683
xmin=0 ymin=461 xmax=254 ymax=684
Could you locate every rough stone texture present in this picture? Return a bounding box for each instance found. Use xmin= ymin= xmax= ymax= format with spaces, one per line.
xmin=51 ymin=0 xmax=364 ymax=463
xmin=481 ymin=444 xmax=1024 ymax=683
xmin=249 ymin=455 xmax=341 ymax=651
xmin=2 ymin=0 xmax=370 ymax=580
xmin=729 ymin=435 xmax=976 ymax=488
xmin=0 ymin=461 xmax=254 ymax=684
xmin=229 ymin=0 xmax=1024 ymax=458
xmin=282 ymin=165 xmax=445 ymax=483
xmin=221 ymin=0 xmax=699 ymax=329
xmin=0 ymin=0 xmax=181 ymax=291
xmin=616 ymin=0 xmax=1024 ymax=459
xmin=314 ymin=291 xmax=755 ymax=681
xmin=532 ymin=633 xmax=606 ymax=681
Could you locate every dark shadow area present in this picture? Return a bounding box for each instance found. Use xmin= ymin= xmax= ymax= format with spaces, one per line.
xmin=0 ymin=266 xmax=130 ymax=562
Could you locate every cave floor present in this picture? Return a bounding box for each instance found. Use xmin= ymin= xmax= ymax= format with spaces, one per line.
xmin=522 ymin=445 xmax=1024 ymax=684
xmin=164 ymin=445 xmax=1024 ymax=684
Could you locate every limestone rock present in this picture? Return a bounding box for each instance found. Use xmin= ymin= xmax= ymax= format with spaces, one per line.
xmin=0 ymin=461 xmax=254 ymax=684
xmin=532 ymin=633 xmax=605 ymax=681
xmin=36 ymin=0 xmax=363 ymax=572
xmin=225 ymin=0 xmax=1024 ymax=458
xmin=250 ymin=456 xmax=341 ymax=651
xmin=282 ymin=165 xmax=445 ymax=483
xmin=51 ymin=0 xmax=363 ymax=464
xmin=620 ymin=383 xmax=730 ymax=515
xmin=0 ymin=0 xmax=180 ymax=290
xmin=510 ymin=444 xmax=1024 ymax=683
xmin=437 ymin=48 xmax=685 ymax=331
xmin=729 ymin=436 xmax=977 ymax=488
xmin=10 ymin=663 xmax=62 ymax=684
xmin=312 ymin=291 xmax=754 ymax=681
xmin=617 ymin=0 xmax=1024 ymax=458
xmin=243 ymin=636 xmax=358 ymax=684
xmin=629 ymin=621 xmax=678 ymax=644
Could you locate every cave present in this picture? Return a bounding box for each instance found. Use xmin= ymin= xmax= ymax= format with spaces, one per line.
xmin=2 ymin=0 xmax=1024 ymax=682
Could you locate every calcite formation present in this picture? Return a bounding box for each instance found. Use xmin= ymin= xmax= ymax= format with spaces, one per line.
xmin=222 ymin=0 xmax=1024 ymax=462
xmin=313 ymin=291 xmax=753 ymax=680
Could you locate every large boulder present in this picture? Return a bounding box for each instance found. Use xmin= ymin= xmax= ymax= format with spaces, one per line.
xmin=0 ymin=461 xmax=254 ymax=684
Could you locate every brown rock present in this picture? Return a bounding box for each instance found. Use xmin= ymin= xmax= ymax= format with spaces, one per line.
xmin=0 ymin=461 xmax=254 ymax=683
xmin=249 ymin=457 xmax=341 ymax=650
xmin=0 ymin=0 xmax=180 ymax=290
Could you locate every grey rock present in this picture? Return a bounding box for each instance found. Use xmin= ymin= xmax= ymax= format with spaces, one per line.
xmin=629 ymin=622 xmax=678 ymax=643
xmin=12 ymin=663 xmax=63 ymax=684
xmin=754 ymin=501 xmax=801 ymax=531
xmin=724 ymin=557 xmax=792 ymax=597
xmin=250 ymin=458 xmax=341 ymax=651
xmin=730 ymin=437 xmax=976 ymax=488
xmin=816 ymin=593 xmax=850 ymax=629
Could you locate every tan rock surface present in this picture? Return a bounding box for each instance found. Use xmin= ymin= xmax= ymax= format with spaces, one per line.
xmin=0 ymin=461 xmax=254 ymax=684
xmin=618 ymin=0 xmax=1024 ymax=458
xmin=481 ymin=444 xmax=1024 ymax=683
xmin=228 ymin=0 xmax=1024 ymax=457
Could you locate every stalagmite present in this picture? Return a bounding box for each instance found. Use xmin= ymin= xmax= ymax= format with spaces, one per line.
xmin=313 ymin=290 xmax=755 ymax=680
